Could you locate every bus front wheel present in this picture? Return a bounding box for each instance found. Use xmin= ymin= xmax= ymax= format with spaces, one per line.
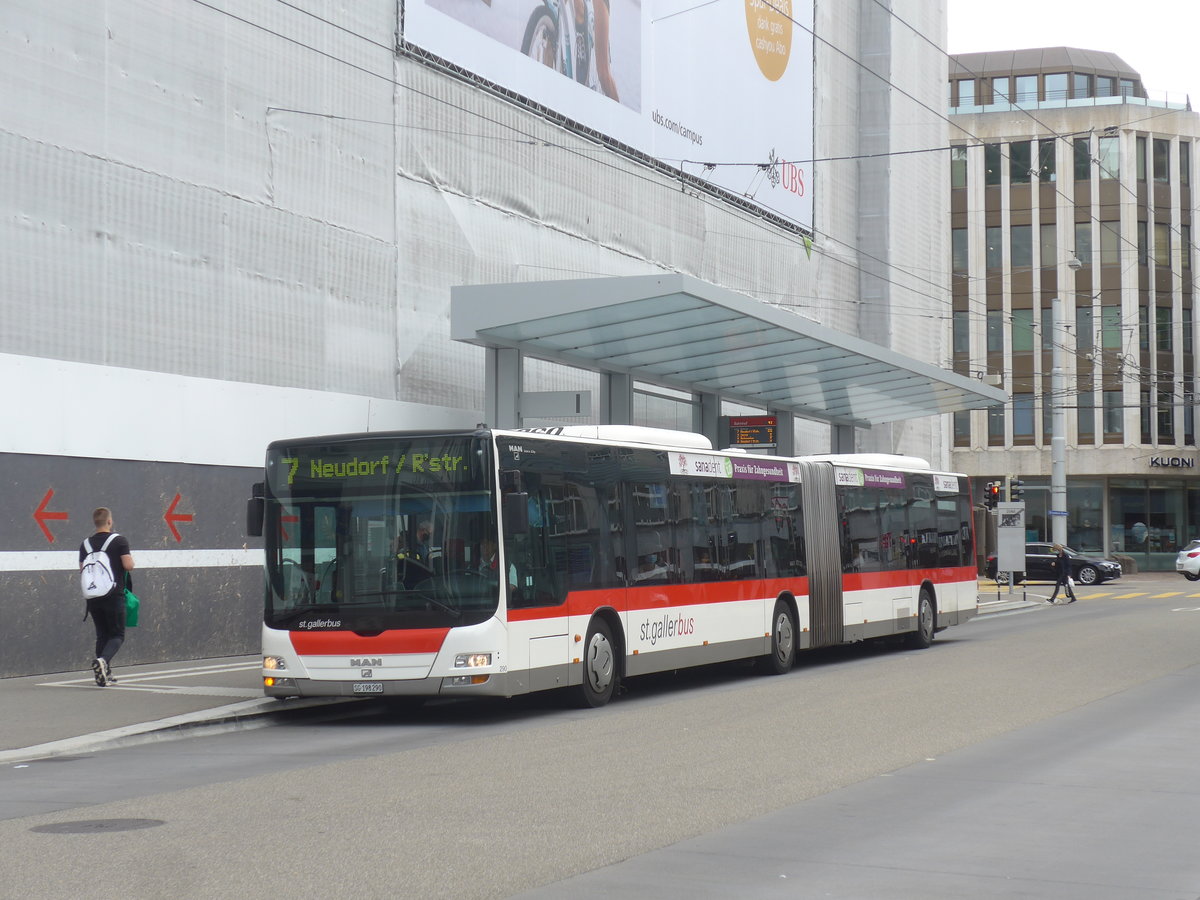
xmin=758 ymin=599 xmax=796 ymax=675
xmin=577 ymin=618 xmax=618 ymax=707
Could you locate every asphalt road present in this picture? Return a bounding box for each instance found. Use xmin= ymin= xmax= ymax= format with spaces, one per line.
xmin=2 ymin=587 xmax=1199 ymax=898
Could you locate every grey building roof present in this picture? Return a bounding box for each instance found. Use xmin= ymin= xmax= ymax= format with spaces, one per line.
xmin=950 ymin=47 xmax=1140 ymax=82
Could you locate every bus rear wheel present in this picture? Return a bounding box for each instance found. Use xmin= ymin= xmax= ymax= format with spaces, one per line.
xmin=906 ymin=588 xmax=935 ymax=649
xmin=758 ymin=599 xmax=796 ymax=675
xmin=577 ymin=618 xmax=618 ymax=707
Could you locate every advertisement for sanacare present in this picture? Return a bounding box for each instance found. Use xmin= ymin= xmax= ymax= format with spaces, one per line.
xmin=404 ymin=0 xmax=814 ymax=229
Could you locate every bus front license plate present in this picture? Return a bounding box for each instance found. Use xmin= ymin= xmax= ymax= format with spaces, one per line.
xmin=352 ymin=682 xmax=384 ymax=694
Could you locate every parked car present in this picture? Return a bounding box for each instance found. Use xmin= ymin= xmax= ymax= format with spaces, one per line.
xmin=985 ymin=543 xmax=1122 ymax=585
xmin=1176 ymin=539 xmax=1200 ymax=580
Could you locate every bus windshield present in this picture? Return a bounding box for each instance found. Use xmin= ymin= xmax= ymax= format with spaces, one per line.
xmin=263 ymin=435 xmax=498 ymax=631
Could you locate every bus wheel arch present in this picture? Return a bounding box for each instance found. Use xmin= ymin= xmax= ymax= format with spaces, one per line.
xmin=758 ymin=594 xmax=798 ymax=675
xmin=907 ymin=583 xmax=937 ymax=649
xmin=575 ymin=610 xmax=623 ymax=708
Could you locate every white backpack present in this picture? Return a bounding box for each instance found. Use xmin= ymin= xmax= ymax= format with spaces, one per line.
xmin=80 ymin=534 xmax=119 ymax=599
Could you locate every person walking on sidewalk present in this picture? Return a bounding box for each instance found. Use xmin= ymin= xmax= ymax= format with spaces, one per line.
xmin=79 ymin=507 xmax=135 ymax=686
xmin=1047 ymin=543 xmax=1077 ymax=605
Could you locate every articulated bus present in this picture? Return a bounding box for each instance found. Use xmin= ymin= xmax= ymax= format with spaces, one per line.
xmin=247 ymin=425 xmax=977 ymax=707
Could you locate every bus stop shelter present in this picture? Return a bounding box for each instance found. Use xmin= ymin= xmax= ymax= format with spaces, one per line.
xmin=451 ymin=273 xmax=1005 ymax=453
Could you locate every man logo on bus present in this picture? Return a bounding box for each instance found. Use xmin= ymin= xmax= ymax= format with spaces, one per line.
xmin=351 ymin=657 xmax=382 ymax=667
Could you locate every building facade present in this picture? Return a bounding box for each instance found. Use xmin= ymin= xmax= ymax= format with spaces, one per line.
xmin=948 ymin=47 xmax=1200 ymax=570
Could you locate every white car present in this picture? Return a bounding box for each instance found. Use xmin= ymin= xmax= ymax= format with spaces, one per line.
xmin=1176 ymin=539 xmax=1200 ymax=580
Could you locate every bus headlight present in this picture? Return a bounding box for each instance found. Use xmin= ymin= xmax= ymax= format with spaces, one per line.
xmin=263 ymin=656 xmax=287 ymax=671
xmin=454 ymin=653 xmax=492 ymax=668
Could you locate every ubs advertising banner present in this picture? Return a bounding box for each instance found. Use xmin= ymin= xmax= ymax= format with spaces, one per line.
xmin=404 ymin=0 xmax=815 ymax=230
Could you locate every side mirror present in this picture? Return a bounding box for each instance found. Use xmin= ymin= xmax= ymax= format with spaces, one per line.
xmin=246 ymin=483 xmax=265 ymax=537
xmin=502 ymin=491 xmax=529 ymax=536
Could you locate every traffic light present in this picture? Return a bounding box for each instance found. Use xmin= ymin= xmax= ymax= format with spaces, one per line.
xmin=1009 ymin=476 xmax=1025 ymax=502
xmin=983 ymin=481 xmax=1000 ymax=509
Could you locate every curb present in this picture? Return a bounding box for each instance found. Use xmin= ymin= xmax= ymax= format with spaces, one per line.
xmin=0 ymin=696 xmax=348 ymax=766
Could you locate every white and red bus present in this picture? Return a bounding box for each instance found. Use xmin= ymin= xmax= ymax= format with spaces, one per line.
xmin=247 ymin=425 xmax=977 ymax=706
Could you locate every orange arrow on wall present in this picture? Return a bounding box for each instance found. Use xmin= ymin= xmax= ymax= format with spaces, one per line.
xmin=34 ymin=488 xmax=69 ymax=542
xmin=164 ymin=493 xmax=194 ymax=542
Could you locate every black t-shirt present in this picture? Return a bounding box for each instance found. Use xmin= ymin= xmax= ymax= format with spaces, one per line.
xmin=80 ymin=531 xmax=132 ymax=596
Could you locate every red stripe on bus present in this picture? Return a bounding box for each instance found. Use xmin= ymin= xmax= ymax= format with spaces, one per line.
xmin=289 ymin=628 xmax=451 ymax=655
xmin=842 ymin=566 xmax=977 ymax=591
xmin=506 ymin=578 xmax=811 ymax=622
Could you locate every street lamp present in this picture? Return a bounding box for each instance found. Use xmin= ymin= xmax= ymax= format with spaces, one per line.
xmin=1050 ymin=255 xmax=1083 ymax=545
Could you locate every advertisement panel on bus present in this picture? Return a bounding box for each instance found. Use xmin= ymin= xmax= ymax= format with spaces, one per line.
xmin=402 ymin=0 xmax=815 ymax=229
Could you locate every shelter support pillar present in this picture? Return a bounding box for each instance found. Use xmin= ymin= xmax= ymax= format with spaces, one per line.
xmin=831 ymin=423 xmax=855 ymax=454
xmin=486 ymin=347 xmax=522 ymax=428
xmin=694 ymin=392 xmax=720 ymax=448
xmin=768 ymin=411 xmax=795 ymax=457
xmin=600 ymin=372 xmax=634 ymax=425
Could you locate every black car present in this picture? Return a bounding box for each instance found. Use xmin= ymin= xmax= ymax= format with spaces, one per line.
xmin=985 ymin=543 xmax=1122 ymax=585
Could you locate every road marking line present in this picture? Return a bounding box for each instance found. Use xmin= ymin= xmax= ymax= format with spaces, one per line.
xmin=1110 ymin=592 xmax=1149 ymax=599
xmin=39 ymin=661 xmax=259 ymax=689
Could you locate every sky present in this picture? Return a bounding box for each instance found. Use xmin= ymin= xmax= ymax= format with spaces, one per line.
xmin=947 ymin=0 xmax=1199 ymax=103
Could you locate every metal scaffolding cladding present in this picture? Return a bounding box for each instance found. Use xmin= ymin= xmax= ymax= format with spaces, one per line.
xmin=451 ymin=274 xmax=1005 ymax=432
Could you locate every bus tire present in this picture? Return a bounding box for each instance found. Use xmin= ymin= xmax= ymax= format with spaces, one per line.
xmin=577 ymin=618 xmax=618 ymax=707
xmin=907 ymin=588 xmax=935 ymax=649
xmin=758 ymin=598 xmax=796 ymax=675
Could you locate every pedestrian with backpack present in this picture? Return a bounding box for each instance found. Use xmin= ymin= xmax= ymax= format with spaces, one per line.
xmin=79 ymin=507 xmax=135 ymax=686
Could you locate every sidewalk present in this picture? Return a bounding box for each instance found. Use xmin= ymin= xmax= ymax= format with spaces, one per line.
xmin=1 ymin=573 xmax=1184 ymax=764
xmin=0 ymin=656 xmax=337 ymax=765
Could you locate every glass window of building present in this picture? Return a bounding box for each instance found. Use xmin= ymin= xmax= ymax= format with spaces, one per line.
xmin=1184 ymin=306 xmax=1193 ymax=355
xmin=1040 ymin=223 xmax=1056 ymax=267
xmin=1138 ymin=220 xmax=1149 ymax=266
xmin=953 ymin=410 xmax=971 ymax=445
xmin=1184 ymin=225 xmax=1192 ymax=270
xmin=1140 ymin=389 xmax=1153 ymax=443
xmin=1104 ymin=390 xmax=1124 ymax=437
xmin=1187 ymin=402 xmax=1195 ymax=446
xmin=986 ymin=225 xmax=1003 ymax=268
xmin=1158 ymin=382 xmax=1175 ymax=442
xmin=1038 ymin=139 xmax=1056 ymax=181
xmin=1097 ymin=136 xmax=1119 ymax=179
xmin=1120 ymin=79 xmax=1137 ymax=98
xmin=1101 ymin=306 xmax=1122 ymax=349
xmin=1011 ymin=224 xmax=1032 ymax=267
xmin=951 ymin=145 xmax=967 ymax=188
xmin=1137 ymin=137 xmax=1147 ymax=181
xmin=1011 ymin=308 xmax=1034 ymax=352
xmin=1097 ymin=76 xmax=1116 ymax=97
xmin=1015 ymin=74 xmax=1038 ymax=102
xmin=987 ymin=405 xmax=1005 ymax=442
xmin=1154 ymin=139 xmax=1170 ymax=183
xmin=985 ymin=143 xmax=1002 ymax=186
xmin=1077 ymin=389 xmax=1095 ymax=438
xmin=956 ymin=78 xmax=975 ymax=107
xmin=1074 ymin=221 xmax=1092 ymax=264
xmin=1044 ymin=72 xmax=1068 ymax=101
xmin=1074 ymin=138 xmax=1091 ymax=181
xmin=1013 ymin=393 xmax=1035 ymax=439
xmin=1043 ymin=389 xmax=1054 ymax=439
xmin=1154 ymin=222 xmax=1171 ymax=267
xmin=1139 ymin=304 xmax=1151 ymax=351
xmin=1076 ymin=305 xmax=1094 ymax=353
xmin=1041 ymin=306 xmax=1054 ymax=351
xmin=1010 ymin=141 xmax=1031 ymax=183
xmin=1100 ymin=220 xmax=1121 ymax=266
xmin=1181 ymin=142 xmax=1191 ymax=186
xmin=992 ymin=76 xmax=1010 ymax=104
xmin=987 ymin=309 xmax=1004 ymax=353
xmin=1073 ymin=72 xmax=1093 ymax=98
xmin=952 ymin=228 xmax=968 ymax=272
xmin=1157 ymin=306 xmax=1173 ymax=352
xmin=952 ymin=309 xmax=969 ymax=353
